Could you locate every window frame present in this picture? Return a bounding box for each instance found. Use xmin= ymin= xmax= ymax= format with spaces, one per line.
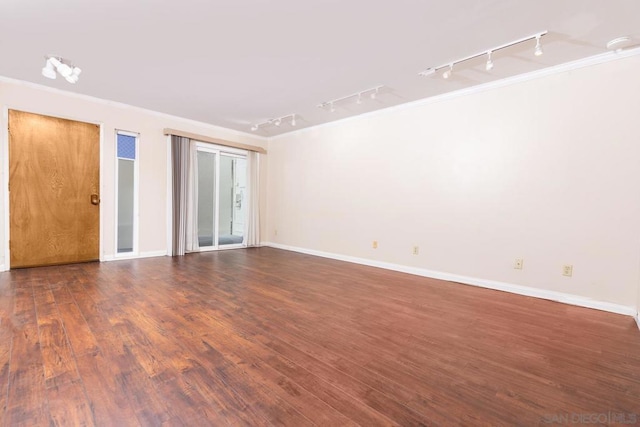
xmin=114 ymin=130 xmax=140 ymax=257
xmin=193 ymin=141 xmax=248 ymax=252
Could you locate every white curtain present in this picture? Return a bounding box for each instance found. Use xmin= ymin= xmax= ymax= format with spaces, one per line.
xmin=245 ymin=151 xmax=260 ymax=246
xmin=185 ymin=140 xmax=199 ymax=252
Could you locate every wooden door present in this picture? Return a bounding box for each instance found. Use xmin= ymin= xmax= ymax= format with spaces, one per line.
xmin=9 ymin=110 xmax=100 ymax=268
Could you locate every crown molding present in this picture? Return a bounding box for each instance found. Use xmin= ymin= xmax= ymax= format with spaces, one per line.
xmin=271 ymin=46 xmax=640 ymax=140
xmin=0 ymin=74 xmax=268 ymax=142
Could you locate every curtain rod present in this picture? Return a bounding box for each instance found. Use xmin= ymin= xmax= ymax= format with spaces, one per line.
xmin=163 ymin=128 xmax=267 ymax=154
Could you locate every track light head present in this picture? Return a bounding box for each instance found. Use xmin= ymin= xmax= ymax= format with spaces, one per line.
xmin=274 ymin=119 xmax=281 ymax=126
xmin=534 ymin=35 xmax=543 ymax=56
xmin=291 ymin=115 xmax=296 ymax=127
xmin=251 ymin=124 xmax=258 ymax=131
xmin=48 ymin=57 xmax=62 ymax=68
xmin=330 ymin=102 xmax=335 ymax=113
xmin=64 ymin=67 xmax=81 ymax=84
xmin=370 ymin=88 xmax=378 ymax=99
xmin=57 ymin=63 xmax=73 ymax=77
xmin=443 ymin=64 xmax=453 ymax=79
xmin=41 ymin=59 xmax=57 ymax=79
xmin=485 ymin=51 xmax=494 ymax=71
xmin=356 ymin=93 xmax=362 ymax=104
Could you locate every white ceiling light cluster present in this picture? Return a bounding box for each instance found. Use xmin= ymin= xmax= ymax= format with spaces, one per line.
xmin=419 ymin=31 xmax=547 ymax=79
xmin=317 ymin=85 xmax=384 ymax=112
xmin=42 ymin=55 xmax=82 ymax=84
xmin=251 ymin=114 xmax=297 ymax=132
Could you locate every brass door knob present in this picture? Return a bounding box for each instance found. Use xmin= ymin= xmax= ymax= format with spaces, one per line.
xmin=91 ymin=194 xmax=100 ymax=205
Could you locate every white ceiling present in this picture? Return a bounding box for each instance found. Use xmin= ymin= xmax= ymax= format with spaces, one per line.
xmin=1 ymin=1 xmax=639 ymax=136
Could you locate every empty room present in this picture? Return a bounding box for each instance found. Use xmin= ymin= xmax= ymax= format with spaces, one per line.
xmin=1 ymin=1 xmax=640 ymax=425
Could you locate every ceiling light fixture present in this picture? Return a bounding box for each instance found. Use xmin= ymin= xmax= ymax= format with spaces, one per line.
xmin=65 ymin=67 xmax=82 ymax=84
xmin=442 ymin=64 xmax=453 ymax=79
xmin=418 ymin=31 xmax=547 ymax=79
xmin=42 ymin=55 xmax=82 ymax=84
xmin=534 ymin=35 xmax=543 ymax=56
xmin=485 ymin=51 xmax=494 ymax=71
xmin=317 ymin=85 xmax=384 ymax=112
xmin=606 ymin=36 xmax=633 ymax=52
xmin=250 ymin=113 xmax=298 ymax=132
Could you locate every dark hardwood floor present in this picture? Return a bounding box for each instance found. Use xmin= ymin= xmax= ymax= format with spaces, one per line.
xmin=0 ymin=247 xmax=639 ymax=426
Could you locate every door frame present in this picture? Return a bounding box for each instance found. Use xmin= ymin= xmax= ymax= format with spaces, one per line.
xmin=114 ymin=129 xmax=140 ymax=259
xmin=191 ymin=141 xmax=247 ymax=253
xmin=1 ymin=106 xmax=105 ymax=271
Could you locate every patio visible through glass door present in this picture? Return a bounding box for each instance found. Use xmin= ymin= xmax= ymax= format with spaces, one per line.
xmin=196 ymin=145 xmax=247 ymax=250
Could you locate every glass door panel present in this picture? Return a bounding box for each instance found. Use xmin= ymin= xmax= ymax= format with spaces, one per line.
xmin=218 ymin=155 xmax=246 ymax=246
xmin=197 ymin=151 xmax=216 ymax=248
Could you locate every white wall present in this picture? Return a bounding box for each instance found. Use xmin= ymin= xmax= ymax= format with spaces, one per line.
xmin=266 ymin=54 xmax=640 ymax=311
xmin=0 ymin=78 xmax=268 ymax=266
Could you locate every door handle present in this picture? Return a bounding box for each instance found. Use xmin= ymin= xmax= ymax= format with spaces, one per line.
xmin=91 ymin=194 xmax=100 ymax=205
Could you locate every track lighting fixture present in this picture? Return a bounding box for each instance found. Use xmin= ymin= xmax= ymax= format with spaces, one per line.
xmin=318 ymin=85 xmax=384 ymax=112
xmin=418 ymin=31 xmax=547 ymax=79
xmin=418 ymin=68 xmax=435 ymax=77
xmin=534 ymin=35 xmax=543 ymax=56
xmin=250 ymin=114 xmax=297 ymax=132
xmin=42 ymin=56 xmax=82 ymax=84
xmin=485 ymin=51 xmax=494 ymax=71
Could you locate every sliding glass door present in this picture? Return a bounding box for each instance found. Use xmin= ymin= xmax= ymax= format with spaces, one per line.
xmin=195 ymin=144 xmax=247 ymax=250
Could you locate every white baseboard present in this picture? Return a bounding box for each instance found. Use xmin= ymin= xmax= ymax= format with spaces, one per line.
xmin=102 ymin=250 xmax=167 ymax=262
xmin=635 ymin=312 xmax=640 ymax=331
xmin=262 ymin=242 xmax=636 ymax=317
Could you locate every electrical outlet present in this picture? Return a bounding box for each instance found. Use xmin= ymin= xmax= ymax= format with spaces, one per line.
xmin=372 ymin=240 xmax=378 ymax=249
xmin=413 ymin=246 xmax=419 ymax=255
xmin=514 ymin=258 xmax=524 ymax=269
xmin=562 ymin=265 xmax=573 ymax=277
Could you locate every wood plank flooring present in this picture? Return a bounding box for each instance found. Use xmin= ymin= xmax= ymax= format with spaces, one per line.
xmin=0 ymin=247 xmax=639 ymax=426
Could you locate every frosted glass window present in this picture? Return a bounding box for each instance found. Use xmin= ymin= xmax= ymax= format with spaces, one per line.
xmin=117 ymin=159 xmax=134 ymax=253
xmin=116 ymin=132 xmax=137 ymax=254
xmin=197 ymin=151 xmax=216 ymax=247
